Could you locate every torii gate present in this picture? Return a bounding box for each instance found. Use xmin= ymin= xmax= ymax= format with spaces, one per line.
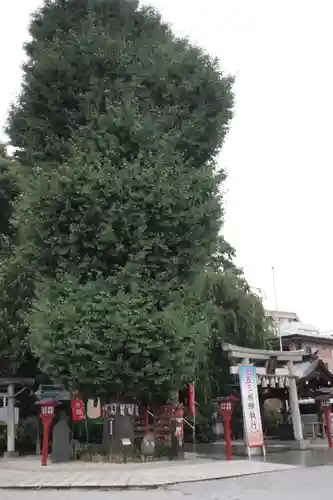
xmin=0 ymin=377 xmax=35 ymax=457
xmin=222 ymin=343 xmax=304 ymax=444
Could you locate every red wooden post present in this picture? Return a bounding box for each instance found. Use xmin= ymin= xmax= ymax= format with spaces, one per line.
xmin=219 ymin=398 xmax=235 ymax=461
xmin=224 ymin=413 xmax=232 ymax=460
xmin=41 ymin=418 xmax=51 ymax=466
xmin=39 ymin=400 xmax=57 ymax=467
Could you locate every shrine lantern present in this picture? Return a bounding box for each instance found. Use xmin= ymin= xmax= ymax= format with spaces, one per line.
xmin=216 ymin=395 xmax=239 ymax=460
xmin=36 ymin=398 xmax=57 ymax=466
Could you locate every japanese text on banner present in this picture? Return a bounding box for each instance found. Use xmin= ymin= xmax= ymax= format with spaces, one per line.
xmin=239 ymin=365 xmax=264 ymax=448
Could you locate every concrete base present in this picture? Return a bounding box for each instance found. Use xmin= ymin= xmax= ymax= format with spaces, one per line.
xmin=283 ymin=440 xmax=310 ymax=450
xmin=232 ymin=444 xmax=264 ymax=457
xmin=185 ymin=439 xmax=312 ymax=459
xmin=3 ymin=451 xmax=19 ymax=458
xmin=232 ymin=440 xmax=310 ymax=455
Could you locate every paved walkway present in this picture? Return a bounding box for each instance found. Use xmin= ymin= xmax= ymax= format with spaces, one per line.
xmin=0 ymin=457 xmax=298 ymax=489
xmin=0 ymin=466 xmax=331 ymax=499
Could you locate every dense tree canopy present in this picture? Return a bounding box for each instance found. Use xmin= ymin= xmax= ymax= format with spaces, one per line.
xmin=0 ymin=145 xmax=34 ymax=376
xmin=9 ymin=0 xmax=233 ymax=168
xmin=2 ymin=0 xmax=270 ymax=408
xmin=0 ymin=144 xmax=19 ymax=255
xmin=8 ymin=0 xmax=235 ymax=400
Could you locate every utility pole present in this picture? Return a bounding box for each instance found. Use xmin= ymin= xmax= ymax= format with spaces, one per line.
xmin=271 ymin=266 xmax=283 ymax=351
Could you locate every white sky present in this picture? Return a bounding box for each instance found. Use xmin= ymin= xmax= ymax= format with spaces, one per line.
xmin=1 ymin=0 xmax=333 ymax=329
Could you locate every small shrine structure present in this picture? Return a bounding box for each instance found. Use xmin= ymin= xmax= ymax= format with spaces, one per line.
xmin=223 ymin=343 xmax=308 ymax=443
xmin=296 ymin=356 xmax=333 ymax=398
xmin=223 ymin=343 xmax=333 ymax=447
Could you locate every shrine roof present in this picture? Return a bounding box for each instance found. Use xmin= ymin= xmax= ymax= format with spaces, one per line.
xmin=0 ymin=377 xmax=35 ymax=388
xmin=275 ymin=333 xmax=333 ymax=346
xmin=294 ymin=358 xmax=333 ymax=382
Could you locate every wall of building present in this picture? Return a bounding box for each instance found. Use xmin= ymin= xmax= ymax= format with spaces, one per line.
xmin=265 ymin=310 xmax=300 ymax=330
xmin=288 ymin=339 xmax=333 ymax=371
xmin=267 ymin=309 xmax=333 ymax=370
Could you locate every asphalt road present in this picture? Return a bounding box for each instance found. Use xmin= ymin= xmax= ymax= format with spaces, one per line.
xmin=1 ymin=465 xmax=333 ymax=500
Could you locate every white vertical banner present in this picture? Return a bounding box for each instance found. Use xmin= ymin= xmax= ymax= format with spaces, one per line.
xmin=239 ymin=365 xmax=264 ymax=448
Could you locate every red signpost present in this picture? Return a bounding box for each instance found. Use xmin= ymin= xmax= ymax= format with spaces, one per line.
xmin=218 ymin=395 xmax=238 ymax=460
xmin=39 ymin=400 xmax=57 ymax=466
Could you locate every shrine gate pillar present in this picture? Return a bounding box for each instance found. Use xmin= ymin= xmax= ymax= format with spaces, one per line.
xmin=288 ymin=361 xmax=303 ymax=441
xmin=4 ymin=384 xmax=17 ymax=457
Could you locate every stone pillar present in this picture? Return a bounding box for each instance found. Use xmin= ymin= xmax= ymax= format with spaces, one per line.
xmin=4 ymin=384 xmax=17 ymax=457
xmin=287 ymin=361 xmax=303 ymax=441
xmin=36 ymin=417 xmax=41 ymax=455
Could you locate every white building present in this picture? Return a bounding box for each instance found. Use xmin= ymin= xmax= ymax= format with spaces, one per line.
xmin=266 ymin=309 xmax=333 ymax=371
xmin=266 ymin=309 xmax=300 ymax=328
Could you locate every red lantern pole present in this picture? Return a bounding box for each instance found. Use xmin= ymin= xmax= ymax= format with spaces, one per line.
xmin=41 ymin=418 xmax=51 ymax=466
xmin=224 ymin=412 xmax=232 ymax=460
xmin=219 ymin=398 xmax=234 ymax=461
xmin=39 ymin=400 xmax=56 ymax=467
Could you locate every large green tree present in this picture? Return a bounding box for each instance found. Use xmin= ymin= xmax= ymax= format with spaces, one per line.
xmin=0 ymin=145 xmax=35 ymax=377
xmin=207 ymin=239 xmax=269 ymax=351
xmin=8 ymin=0 xmax=234 ymax=401
xmin=192 ymin=239 xmax=269 ymax=405
xmin=204 ymin=266 xmax=269 ymax=398
xmin=0 ymin=144 xmax=19 ymax=255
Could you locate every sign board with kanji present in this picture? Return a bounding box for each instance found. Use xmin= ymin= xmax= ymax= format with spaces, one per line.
xmin=71 ymin=399 xmax=85 ymax=421
xmin=239 ymin=365 xmax=264 ymax=449
xmin=41 ymin=405 xmax=55 ymax=417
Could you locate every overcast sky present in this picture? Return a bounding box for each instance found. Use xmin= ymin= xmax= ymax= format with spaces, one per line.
xmin=1 ymin=0 xmax=332 ymax=330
